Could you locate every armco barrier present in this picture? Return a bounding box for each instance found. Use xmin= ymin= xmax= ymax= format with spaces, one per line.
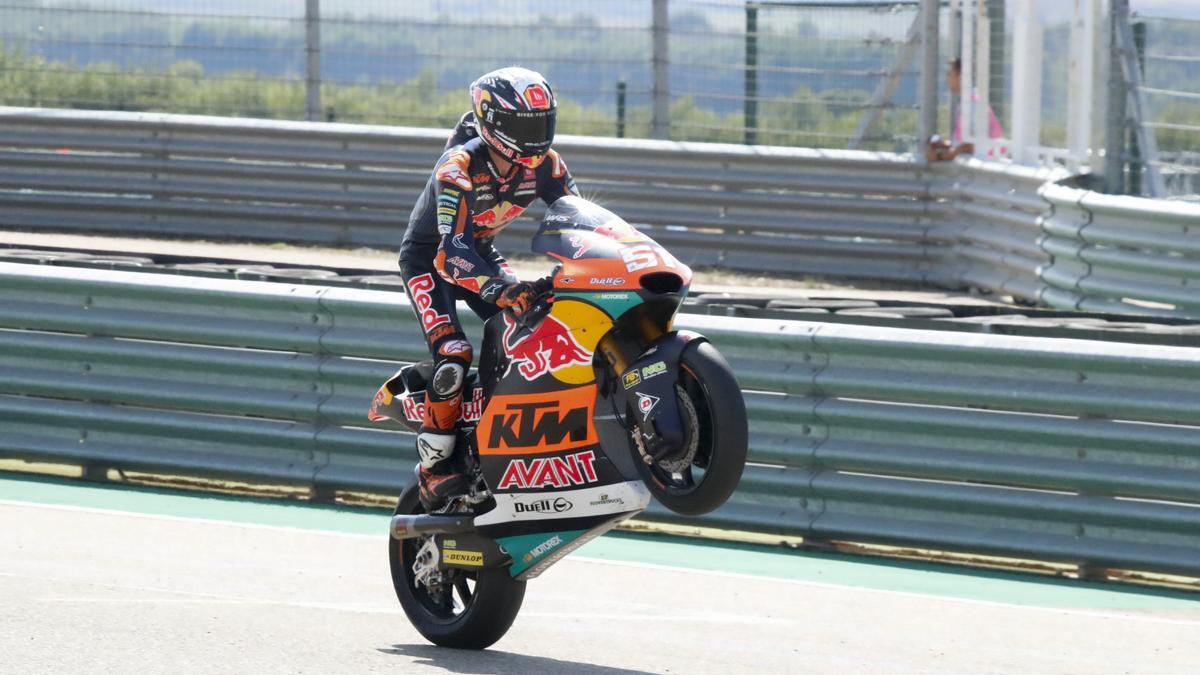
xmin=0 ymin=106 xmax=943 ymax=281
xmin=1039 ymin=179 xmax=1200 ymax=317
xmin=2 ymin=262 xmax=1199 ymax=577
xmin=7 ymin=106 xmax=1200 ymax=317
xmin=931 ymin=159 xmax=1067 ymax=304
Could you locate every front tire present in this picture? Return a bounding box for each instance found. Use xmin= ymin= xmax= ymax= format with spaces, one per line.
xmin=635 ymin=340 xmax=748 ymax=516
xmin=388 ymin=485 xmax=525 ymax=649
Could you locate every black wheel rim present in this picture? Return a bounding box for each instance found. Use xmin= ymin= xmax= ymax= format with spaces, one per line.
xmin=396 ymin=500 xmax=479 ymax=624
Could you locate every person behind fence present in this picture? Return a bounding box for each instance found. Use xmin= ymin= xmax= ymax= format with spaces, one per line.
xmin=398 ymin=66 xmax=579 ymax=510
xmin=928 ymin=57 xmax=1006 ymax=161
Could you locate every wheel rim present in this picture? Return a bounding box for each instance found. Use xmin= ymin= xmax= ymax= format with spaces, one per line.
xmin=395 ymin=500 xmax=479 ymax=624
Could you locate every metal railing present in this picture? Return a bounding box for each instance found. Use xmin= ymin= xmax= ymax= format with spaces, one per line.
xmin=2 ymin=261 xmax=1199 ymax=577
xmin=3 ymin=107 xmax=1199 ymax=316
xmin=0 ymin=106 xmax=944 ymax=281
xmin=1039 ymin=177 xmax=1200 ymax=317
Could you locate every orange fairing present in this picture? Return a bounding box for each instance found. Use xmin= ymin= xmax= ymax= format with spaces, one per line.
xmin=477 ymin=385 xmax=599 ymax=455
xmin=551 ymin=240 xmax=693 ymax=292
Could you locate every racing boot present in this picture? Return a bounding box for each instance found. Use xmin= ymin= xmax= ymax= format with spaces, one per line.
xmin=416 ymin=430 xmax=467 ymax=511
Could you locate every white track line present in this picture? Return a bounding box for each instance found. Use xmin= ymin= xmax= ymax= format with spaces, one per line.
xmin=3 ymin=497 xmax=1199 ymax=627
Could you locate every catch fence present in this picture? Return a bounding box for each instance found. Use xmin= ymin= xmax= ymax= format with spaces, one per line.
xmin=0 ymin=0 xmax=925 ymax=151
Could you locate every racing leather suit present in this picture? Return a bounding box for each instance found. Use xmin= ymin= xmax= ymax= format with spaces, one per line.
xmin=398 ymin=114 xmax=579 ymax=468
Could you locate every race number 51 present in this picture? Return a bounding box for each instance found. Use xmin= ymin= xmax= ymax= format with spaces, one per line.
xmin=620 ymin=244 xmax=676 ymax=273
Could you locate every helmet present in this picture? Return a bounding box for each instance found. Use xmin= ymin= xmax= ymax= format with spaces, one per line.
xmin=470 ymin=67 xmax=557 ymax=168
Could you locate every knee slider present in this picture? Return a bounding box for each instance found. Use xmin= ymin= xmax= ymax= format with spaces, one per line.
xmin=431 ymin=337 xmax=472 ymax=398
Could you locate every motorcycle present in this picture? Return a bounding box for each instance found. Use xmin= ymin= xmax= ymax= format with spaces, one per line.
xmin=368 ymin=196 xmax=748 ymax=649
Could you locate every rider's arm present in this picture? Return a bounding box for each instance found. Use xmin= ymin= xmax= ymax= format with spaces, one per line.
xmin=476 ymin=236 xmax=518 ymax=285
xmin=432 ymin=150 xmax=508 ymax=299
xmin=536 ymin=149 xmax=579 ymax=203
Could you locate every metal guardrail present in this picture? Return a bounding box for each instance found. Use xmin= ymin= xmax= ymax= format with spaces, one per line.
xmin=5 ymin=106 xmax=1198 ymax=317
xmin=2 ymin=262 xmax=1199 ymax=578
xmin=0 ymin=106 xmax=942 ymax=281
xmin=932 ymin=159 xmax=1068 ymax=304
xmin=1039 ymin=179 xmax=1200 ymax=317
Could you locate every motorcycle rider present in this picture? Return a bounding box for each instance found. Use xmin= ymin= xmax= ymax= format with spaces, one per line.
xmin=399 ymin=67 xmax=579 ymax=510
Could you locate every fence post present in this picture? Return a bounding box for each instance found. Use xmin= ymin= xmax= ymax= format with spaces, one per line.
xmin=985 ymin=0 xmax=1006 ymax=127
xmin=617 ymin=80 xmax=627 ymax=138
xmin=305 ymin=0 xmax=322 ymax=122
xmin=949 ymin=0 xmax=963 ymax=140
xmin=1067 ymin=0 xmax=1098 ymax=172
xmin=917 ymin=0 xmax=940 ymax=160
xmin=1010 ymin=0 xmax=1042 ymax=164
xmin=744 ymin=2 xmax=759 ymax=146
xmin=651 ymin=0 xmax=670 ymax=140
xmin=1104 ymin=0 xmax=1130 ymax=194
xmin=1128 ymin=20 xmax=1147 ymax=195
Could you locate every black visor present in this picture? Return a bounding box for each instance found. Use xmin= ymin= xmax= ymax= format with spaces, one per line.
xmin=491 ymin=108 xmax=556 ymax=156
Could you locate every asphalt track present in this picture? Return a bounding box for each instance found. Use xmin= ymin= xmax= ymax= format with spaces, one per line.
xmin=2 ymin=474 xmax=1199 ymax=675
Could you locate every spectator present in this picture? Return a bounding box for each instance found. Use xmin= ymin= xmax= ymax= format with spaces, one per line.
xmin=928 ymin=57 xmax=1008 ymax=161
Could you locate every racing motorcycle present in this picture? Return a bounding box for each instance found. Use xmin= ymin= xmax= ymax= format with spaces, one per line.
xmin=368 ymin=196 xmax=748 ymax=649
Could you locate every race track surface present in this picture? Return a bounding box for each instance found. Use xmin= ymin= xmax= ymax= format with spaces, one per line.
xmin=1 ymin=474 xmax=1198 ymax=675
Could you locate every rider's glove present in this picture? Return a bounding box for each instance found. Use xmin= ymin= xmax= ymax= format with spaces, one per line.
xmin=495 ymin=280 xmax=543 ymax=316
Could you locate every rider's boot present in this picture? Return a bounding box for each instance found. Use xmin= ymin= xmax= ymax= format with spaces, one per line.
xmin=416 ymin=429 xmax=467 ymax=511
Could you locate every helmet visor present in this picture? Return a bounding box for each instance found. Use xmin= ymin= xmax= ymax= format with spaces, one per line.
xmin=490 ymin=108 xmax=556 ymax=156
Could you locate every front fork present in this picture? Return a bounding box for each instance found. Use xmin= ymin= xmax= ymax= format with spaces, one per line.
xmin=608 ymin=330 xmax=707 ymax=464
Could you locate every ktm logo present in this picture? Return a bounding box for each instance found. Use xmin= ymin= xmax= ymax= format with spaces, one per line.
xmin=489 ymin=400 xmax=587 ymax=450
xmin=478 ymin=386 xmax=598 ymax=455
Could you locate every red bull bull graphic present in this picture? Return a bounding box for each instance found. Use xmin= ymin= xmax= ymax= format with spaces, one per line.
xmin=473 ymin=203 xmax=526 ymax=230
xmin=501 ymin=312 xmax=592 ymax=381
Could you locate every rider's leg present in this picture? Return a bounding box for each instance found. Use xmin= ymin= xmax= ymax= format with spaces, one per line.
xmin=399 ymin=255 xmax=473 ymax=509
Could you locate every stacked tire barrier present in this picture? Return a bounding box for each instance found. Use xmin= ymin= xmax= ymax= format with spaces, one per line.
xmin=2 ymin=262 xmax=1199 ymax=578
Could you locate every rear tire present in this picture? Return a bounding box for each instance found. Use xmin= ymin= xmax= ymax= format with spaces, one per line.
xmin=635 ymin=340 xmax=748 ymax=516
xmin=388 ymin=485 xmax=525 ymax=649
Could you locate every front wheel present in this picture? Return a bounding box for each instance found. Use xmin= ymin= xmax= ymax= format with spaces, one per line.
xmin=635 ymin=340 xmax=748 ymax=516
xmin=388 ymin=485 xmax=525 ymax=649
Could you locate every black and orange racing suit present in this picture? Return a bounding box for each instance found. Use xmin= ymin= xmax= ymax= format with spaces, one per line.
xmin=398 ymin=114 xmax=579 ymax=457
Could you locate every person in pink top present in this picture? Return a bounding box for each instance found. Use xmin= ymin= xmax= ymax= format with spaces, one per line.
xmin=928 ymin=58 xmax=1006 ymax=161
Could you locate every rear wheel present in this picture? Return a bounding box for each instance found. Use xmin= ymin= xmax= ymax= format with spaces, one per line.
xmin=634 ymin=341 xmax=748 ymax=516
xmin=388 ymin=485 xmax=525 ymax=649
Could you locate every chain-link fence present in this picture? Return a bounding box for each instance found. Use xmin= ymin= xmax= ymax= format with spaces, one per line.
xmin=1136 ymin=14 xmax=1200 ymax=200
xmin=0 ymin=0 xmax=925 ymax=151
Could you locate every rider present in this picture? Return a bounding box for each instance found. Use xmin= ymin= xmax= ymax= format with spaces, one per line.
xmin=399 ymin=67 xmax=579 ymax=509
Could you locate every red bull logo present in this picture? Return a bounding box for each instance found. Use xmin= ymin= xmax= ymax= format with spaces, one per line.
xmin=400 ymin=387 xmax=484 ymax=424
xmin=502 ymin=313 xmax=592 ymax=381
xmin=524 ymin=84 xmax=551 ymax=110
xmin=473 ymin=204 xmax=525 ymax=230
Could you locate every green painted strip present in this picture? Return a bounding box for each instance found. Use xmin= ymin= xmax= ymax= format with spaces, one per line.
xmin=2 ymin=472 xmax=1198 ymax=610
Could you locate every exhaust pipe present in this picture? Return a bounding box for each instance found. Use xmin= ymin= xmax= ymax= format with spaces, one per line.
xmin=389 ymin=514 xmax=476 ymax=540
